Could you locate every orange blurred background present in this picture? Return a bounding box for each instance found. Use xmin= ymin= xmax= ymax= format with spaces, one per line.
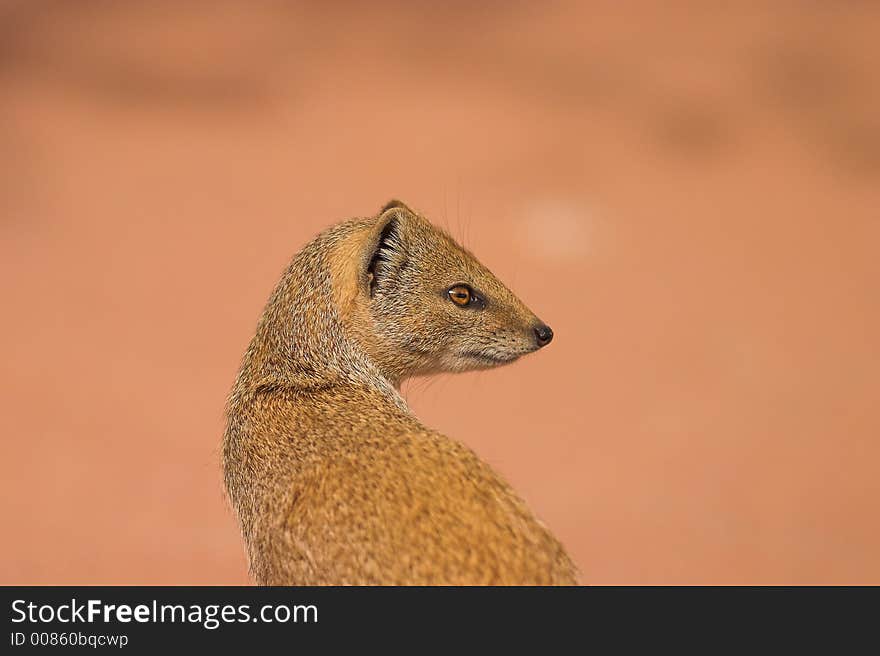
xmin=1 ymin=1 xmax=878 ymax=584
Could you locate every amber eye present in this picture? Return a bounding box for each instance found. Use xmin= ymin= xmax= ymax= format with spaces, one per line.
xmin=448 ymin=285 xmax=472 ymax=306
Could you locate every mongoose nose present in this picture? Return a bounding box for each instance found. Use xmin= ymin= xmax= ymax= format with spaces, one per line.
xmin=534 ymin=324 xmax=554 ymax=347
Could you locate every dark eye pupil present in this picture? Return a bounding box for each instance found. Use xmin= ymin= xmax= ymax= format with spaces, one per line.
xmin=449 ymin=286 xmax=471 ymax=305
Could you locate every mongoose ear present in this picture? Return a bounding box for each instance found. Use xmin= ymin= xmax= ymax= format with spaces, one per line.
xmin=365 ymin=212 xmax=405 ymax=298
xmin=379 ymin=199 xmax=416 ymax=216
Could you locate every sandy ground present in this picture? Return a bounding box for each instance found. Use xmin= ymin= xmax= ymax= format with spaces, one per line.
xmin=1 ymin=1 xmax=878 ymax=584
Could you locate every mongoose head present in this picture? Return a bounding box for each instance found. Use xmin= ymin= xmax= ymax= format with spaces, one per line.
xmin=336 ymin=200 xmax=553 ymax=386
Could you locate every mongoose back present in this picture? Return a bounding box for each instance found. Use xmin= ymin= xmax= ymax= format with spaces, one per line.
xmin=223 ymin=200 xmax=576 ymax=585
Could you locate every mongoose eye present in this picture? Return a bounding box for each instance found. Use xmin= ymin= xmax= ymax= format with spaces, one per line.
xmin=448 ymin=285 xmax=476 ymax=307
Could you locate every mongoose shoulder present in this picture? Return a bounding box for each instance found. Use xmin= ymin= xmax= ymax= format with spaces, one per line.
xmin=222 ymin=200 xmax=576 ymax=585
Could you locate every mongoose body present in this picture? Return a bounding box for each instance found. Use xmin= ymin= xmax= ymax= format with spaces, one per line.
xmin=223 ymin=201 xmax=575 ymax=584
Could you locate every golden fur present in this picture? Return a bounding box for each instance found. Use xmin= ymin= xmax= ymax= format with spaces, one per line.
xmin=222 ymin=201 xmax=575 ymax=584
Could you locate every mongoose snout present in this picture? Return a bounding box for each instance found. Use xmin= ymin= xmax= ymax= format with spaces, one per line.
xmin=222 ymin=199 xmax=577 ymax=585
xmin=534 ymin=323 xmax=554 ymax=347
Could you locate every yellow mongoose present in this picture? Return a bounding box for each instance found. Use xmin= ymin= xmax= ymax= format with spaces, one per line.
xmin=223 ymin=200 xmax=576 ymax=585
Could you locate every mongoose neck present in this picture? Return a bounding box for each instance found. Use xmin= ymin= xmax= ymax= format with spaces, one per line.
xmin=232 ymin=219 xmax=408 ymax=411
